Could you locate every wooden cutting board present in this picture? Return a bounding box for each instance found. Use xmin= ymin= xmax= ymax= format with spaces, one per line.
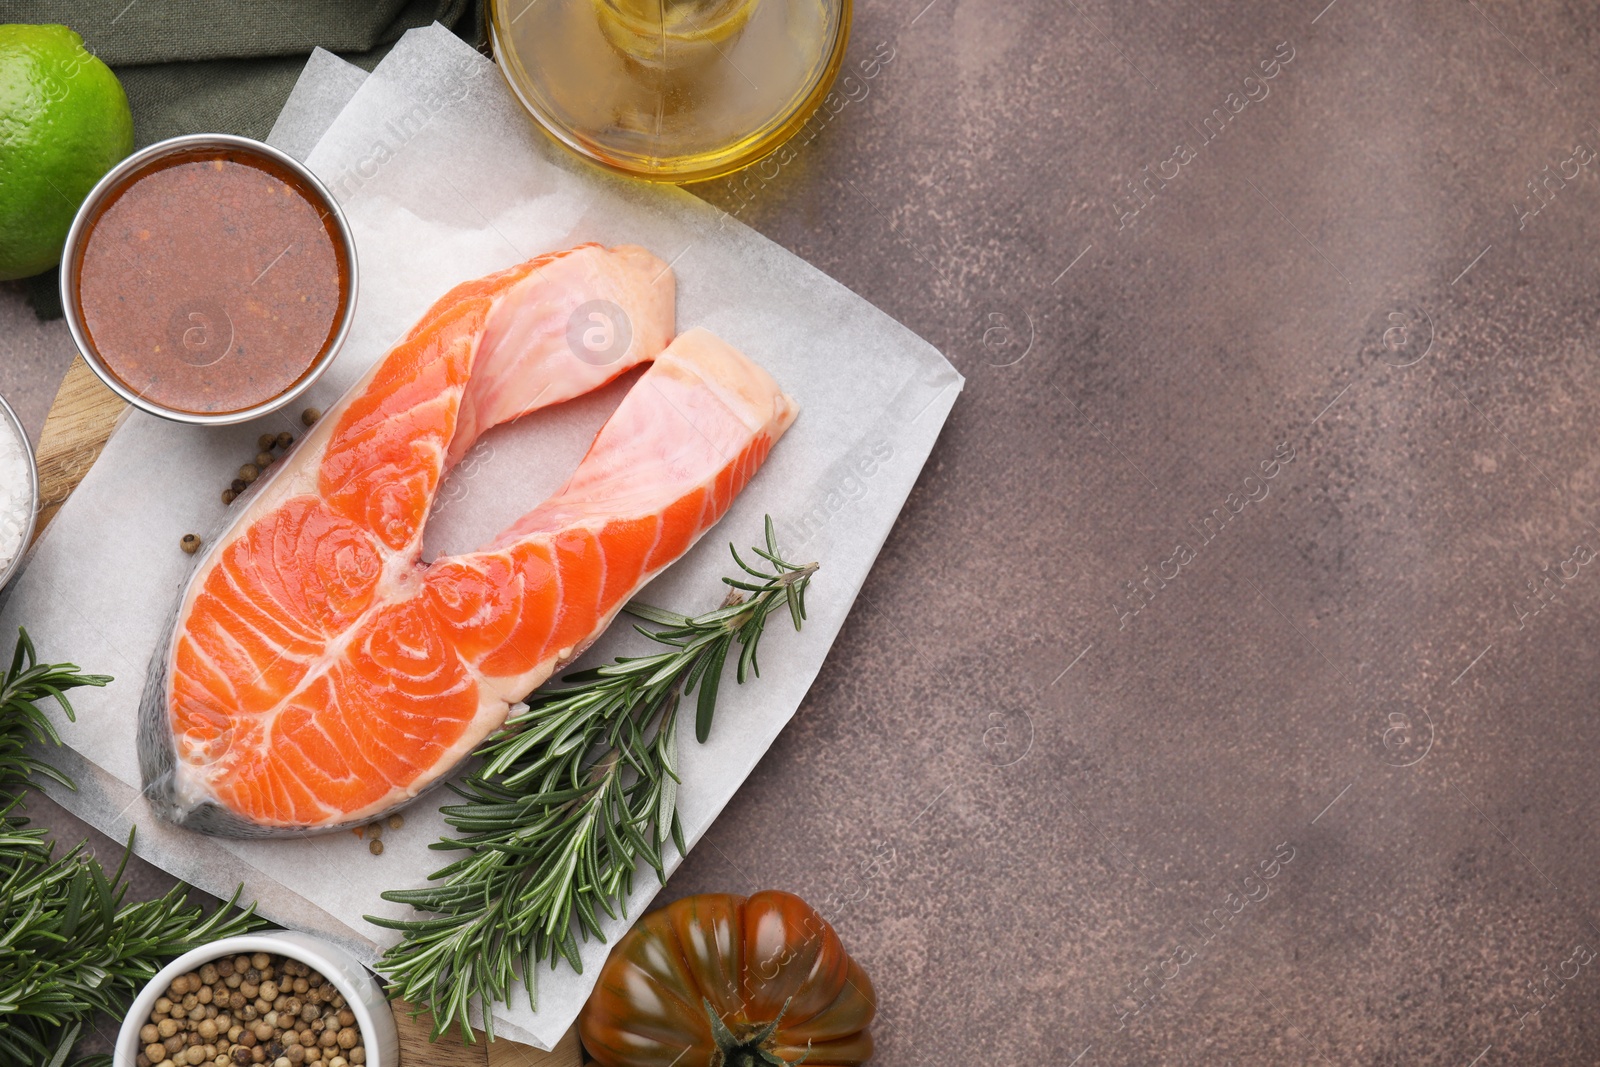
xmin=34 ymin=356 xmax=583 ymax=1067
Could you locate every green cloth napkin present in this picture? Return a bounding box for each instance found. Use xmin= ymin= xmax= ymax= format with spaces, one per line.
xmin=6 ymin=0 xmax=484 ymax=145
xmin=7 ymin=0 xmax=485 ymax=316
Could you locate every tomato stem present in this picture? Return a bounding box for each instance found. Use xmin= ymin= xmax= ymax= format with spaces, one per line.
xmin=703 ymin=995 xmax=804 ymax=1066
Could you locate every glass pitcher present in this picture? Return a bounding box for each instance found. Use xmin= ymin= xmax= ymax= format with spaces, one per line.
xmin=488 ymin=0 xmax=852 ymax=183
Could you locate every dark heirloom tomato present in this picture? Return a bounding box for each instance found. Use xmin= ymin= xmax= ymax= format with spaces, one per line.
xmin=579 ymin=890 xmax=876 ymax=1067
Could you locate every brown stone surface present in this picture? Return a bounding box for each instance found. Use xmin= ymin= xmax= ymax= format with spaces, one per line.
xmin=7 ymin=0 xmax=1600 ymax=1062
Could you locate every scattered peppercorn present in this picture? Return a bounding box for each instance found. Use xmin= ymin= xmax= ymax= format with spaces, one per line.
xmin=256 ymin=451 xmax=275 ymax=468
xmin=301 ymin=408 xmax=321 ymax=427
xmin=276 ymin=431 xmax=294 ymax=449
xmin=180 ymin=534 xmax=201 ymax=554
xmin=387 ymin=814 xmax=403 ymax=830
xmin=364 ymin=822 xmax=381 ymax=841
xmin=368 ymin=839 xmax=383 ymax=856
xmin=231 ymin=478 xmax=247 ymax=494
xmin=258 ymin=433 xmax=275 ymax=451
xmin=239 ymin=464 xmax=260 ymax=483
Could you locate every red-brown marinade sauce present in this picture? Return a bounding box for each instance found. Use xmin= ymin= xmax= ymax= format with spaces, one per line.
xmin=74 ymin=149 xmax=347 ymax=415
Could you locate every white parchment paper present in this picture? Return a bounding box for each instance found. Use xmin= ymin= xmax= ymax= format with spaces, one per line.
xmin=1 ymin=26 xmax=960 ymax=1049
xmin=267 ymin=46 xmax=369 ymax=163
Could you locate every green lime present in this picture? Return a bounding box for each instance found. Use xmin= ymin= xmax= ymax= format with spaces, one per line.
xmin=0 ymin=24 xmax=133 ymax=281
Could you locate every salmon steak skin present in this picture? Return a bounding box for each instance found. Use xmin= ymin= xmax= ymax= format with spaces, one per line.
xmin=138 ymin=243 xmax=798 ymax=836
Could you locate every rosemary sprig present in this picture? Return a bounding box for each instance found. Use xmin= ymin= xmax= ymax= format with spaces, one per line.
xmin=0 ymin=629 xmax=111 ymax=808
xmin=0 ymin=630 xmax=263 ymax=1067
xmin=371 ymin=517 xmax=817 ymax=1041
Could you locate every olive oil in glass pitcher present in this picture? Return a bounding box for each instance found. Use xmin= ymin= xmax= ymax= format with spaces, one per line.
xmin=488 ymin=0 xmax=852 ymax=183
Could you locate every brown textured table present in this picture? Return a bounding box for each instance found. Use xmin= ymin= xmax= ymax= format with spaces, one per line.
xmin=11 ymin=1 xmax=1600 ymax=1063
xmin=33 ymin=359 xmax=583 ymax=1066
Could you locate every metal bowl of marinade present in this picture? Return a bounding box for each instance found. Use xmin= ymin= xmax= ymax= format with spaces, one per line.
xmin=60 ymin=134 xmax=358 ymax=427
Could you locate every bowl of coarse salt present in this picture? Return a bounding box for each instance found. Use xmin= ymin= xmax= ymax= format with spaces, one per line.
xmin=0 ymin=391 xmax=37 ymax=594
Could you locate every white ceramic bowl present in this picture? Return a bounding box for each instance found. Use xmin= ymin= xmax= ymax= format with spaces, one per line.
xmin=113 ymin=931 xmax=399 ymax=1067
xmin=0 ymin=390 xmax=37 ymax=595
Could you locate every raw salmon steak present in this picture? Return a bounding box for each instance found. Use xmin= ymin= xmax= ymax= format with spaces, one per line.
xmin=138 ymin=243 xmax=798 ymax=836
